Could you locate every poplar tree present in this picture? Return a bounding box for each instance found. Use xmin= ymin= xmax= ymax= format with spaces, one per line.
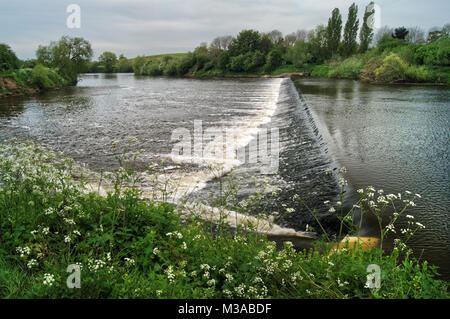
xmin=326 ymin=8 xmax=342 ymax=57
xmin=360 ymin=2 xmax=375 ymax=53
xmin=342 ymin=3 xmax=359 ymax=57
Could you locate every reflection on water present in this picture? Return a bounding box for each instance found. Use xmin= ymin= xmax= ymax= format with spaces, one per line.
xmin=293 ymin=78 xmax=450 ymax=280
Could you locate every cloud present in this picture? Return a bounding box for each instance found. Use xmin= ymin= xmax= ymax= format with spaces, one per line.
xmin=1 ymin=0 xmax=448 ymax=59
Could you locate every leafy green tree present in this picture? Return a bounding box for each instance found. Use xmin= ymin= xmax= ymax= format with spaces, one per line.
xmin=259 ymin=34 xmax=274 ymax=55
xmin=392 ymin=27 xmax=409 ymax=40
xmin=342 ymin=3 xmax=359 ymax=57
xmin=376 ymin=34 xmax=406 ymax=53
xmin=115 ymin=55 xmax=133 ymax=73
xmin=132 ymin=56 xmax=147 ymax=75
xmin=228 ymin=30 xmax=263 ymax=56
xmin=359 ymin=2 xmax=375 ymax=53
xmin=217 ymin=51 xmax=230 ymax=71
xmin=326 ymin=8 xmax=342 ymax=57
xmin=309 ymin=25 xmax=328 ymax=63
xmin=264 ymin=49 xmax=282 ymax=72
xmin=0 ymin=43 xmax=20 ymax=72
xmin=286 ymin=41 xmax=312 ymax=67
xmin=36 ymin=36 xmax=93 ymax=83
xmin=98 ymin=51 xmax=117 ymax=73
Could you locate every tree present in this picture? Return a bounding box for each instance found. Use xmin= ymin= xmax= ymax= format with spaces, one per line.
xmin=342 ymin=3 xmax=359 ymax=57
xmin=295 ymin=29 xmax=309 ymax=42
xmin=374 ymin=26 xmax=393 ymax=46
xmin=0 ymin=43 xmax=20 ymax=72
xmin=228 ymin=30 xmax=263 ymax=57
xmin=406 ymin=26 xmax=426 ymax=44
xmin=326 ymin=8 xmax=342 ymax=56
xmin=286 ymin=41 xmax=312 ymax=67
xmin=267 ymin=30 xmax=283 ymax=44
xmin=264 ymin=49 xmax=282 ymax=72
xmin=392 ymin=27 xmax=409 ymax=40
xmin=309 ymin=25 xmax=328 ymax=63
xmin=359 ymin=2 xmax=375 ymax=53
xmin=284 ymin=33 xmax=297 ymax=47
xmin=36 ymin=36 xmax=93 ymax=83
xmin=98 ymin=51 xmax=117 ymax=73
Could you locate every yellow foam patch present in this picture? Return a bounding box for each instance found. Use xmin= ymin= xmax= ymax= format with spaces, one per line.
xmin=331 ymin=236 xmax=380 ymax=252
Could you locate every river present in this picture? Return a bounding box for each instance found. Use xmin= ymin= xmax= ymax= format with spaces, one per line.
xmin=0 ymin=73 xmax=448 ymax=280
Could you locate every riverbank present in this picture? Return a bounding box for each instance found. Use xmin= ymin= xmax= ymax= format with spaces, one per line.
xmin=0 ymin=66 xmax=73 ymax=99
xmin=0 ymin=141 xmax=447 ymax=298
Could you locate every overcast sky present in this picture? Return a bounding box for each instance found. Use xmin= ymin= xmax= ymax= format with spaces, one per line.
xmin=1 ymin=0 xmax=449 ymax=59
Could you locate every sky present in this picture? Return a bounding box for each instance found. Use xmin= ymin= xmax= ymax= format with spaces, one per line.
xmin=1 ymin=0 xmax=449 ymax=60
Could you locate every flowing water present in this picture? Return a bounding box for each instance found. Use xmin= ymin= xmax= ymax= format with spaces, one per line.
xmin=0 ymin=73 xmax=448 ymax=280
xmin=293 ymin=78 xmax=450 ymax=280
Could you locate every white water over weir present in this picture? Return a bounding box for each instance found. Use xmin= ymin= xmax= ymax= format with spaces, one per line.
xmin=86 ymin=77 xmax=318 ymax=249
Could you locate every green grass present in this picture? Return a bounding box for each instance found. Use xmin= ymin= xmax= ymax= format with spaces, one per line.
xmin=0 ymin=141 xmax=448 ymax=299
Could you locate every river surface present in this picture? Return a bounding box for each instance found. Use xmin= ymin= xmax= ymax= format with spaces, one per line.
xmin=0 ymin=73 xmax=448 ymax=280
xmin=293 ymin=78 xmax=449 ymax=280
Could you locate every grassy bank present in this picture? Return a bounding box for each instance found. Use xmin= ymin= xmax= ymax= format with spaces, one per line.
xmin=0 ymin=66 xmax=71 ymax=98
xmin=0 ymin=141 xmax=448 ymax=298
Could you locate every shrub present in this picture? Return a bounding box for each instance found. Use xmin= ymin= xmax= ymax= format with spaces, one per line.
xmin=375 ymin=53 xmax=408 ymax=83
xmin=405 ymin=65 xmax=436 ymax=82
xmin=310 ymin=64 xmax=329 ymax=77
xmin=31 ymin=64 xmax=55 ymax=89
xmin=163 ymin=61 xmax=178 ymax=76
xmin=360 ymin=57 xmax=383 ymax=82
xmin=0 ymin=43 xmax=20 ymax=72
xmin=132 ymin=56 xmax=147 ymax=75
xmin=328 ymin=56 xmax=363 ymax=79
xmin=376 ymin=34 xmax=406 ymax=53
xmin=176 ymin=53 xmax=195 ymax=75
xmin=229 ymin=54 xmax=246 ymax=72
xmin=217 ymin=51 xmax=230 ymax=71
xmin=264 ymin=49 xmax=283 ymax=72
xmin=142 ymin=62 xmax=163 ymax=76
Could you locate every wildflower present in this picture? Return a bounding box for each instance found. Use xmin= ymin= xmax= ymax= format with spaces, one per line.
xmin=153 ymin=247 xmax=159 ymax=255
xmin=124 ymin=258 xmax=135 ymax=266
xmin=43 ymin=273 xmax=55 ymax=286
xmin=339 ymin=167 xmax=347 ymax=174
xmin=44 ymin=208 xmax=55 ymax=215
xmin=16 ymin=246 xmax=31 ymax=258
xmin=357 ymin=189 xmax=364 ymax=194
xmin=336 ymin=201 xmax=342 ymax=206
xmin=324 ymin=200 xmax=330 ymax=205
xmin=27 ymin=259 xmax=38 ymax=269
xmin=415 ymin=222 xmax=425 ymax=229
xmin=63 ymin=218 xmax=76 ymax=225
xmin=338 ymin=178 xmax=347 ymax=187
xmin=325 ymin=167 xmax=333 ymax=175
xmin=64 ymin=235 xmax=71 ymax=243
xmin=207 ymin=279 xmax=216 ymax=286
xmin=415 ymin=193 xmax=421 ymax=198
xmin=156 ymin=290 xmax=162 ymax=297
xmin=182 ymin=242 xmax=187 ymax=250
xmin=165 ymin=265 xmax=175 ymax=283
xmin=200 ymin=264 xmax=211 ymax=271
xmin=73 ymin=230 xmax=81 ymax=236
xmin=386 ymin=224 xmax=396 ymax=233
xmin=406 ymin=215 xmax=414 ymax=219
xmin=286 ymin=207 xmax=295 ymax=213
xmin=329 ymin=207 xmax=336 ymax=213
